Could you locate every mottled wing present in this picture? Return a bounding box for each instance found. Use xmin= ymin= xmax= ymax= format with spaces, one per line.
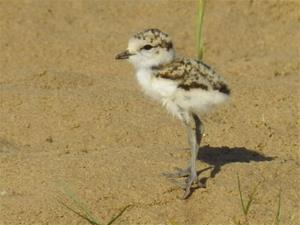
xmin=154 ymin=59 xmax=186 ymax=80
xmin=155 ymin=58 xmax=230 ymax=95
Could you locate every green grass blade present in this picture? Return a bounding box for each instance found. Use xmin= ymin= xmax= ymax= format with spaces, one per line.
xmin=196 ymin=0 xmax=206 ymax=60
xmin=237 ymin=174 xmax=247 ymax=215
xmin=244 ymin=180 xmax=261 ymax=215
xmin=106 ymin=205 xmax=131 ymax=225
xmin=273 ymin=191 xmax=282 ymax=225
xmin=169 ymin=219 xmax=180 ymax=225
xmin=232 ymin=217 xmax=242 ymax=225
xmin=58 ymin=199 xmax=100 ymax=225
xmin=244 ymin=195 xmax=254 ymax=215
xmin=58 ymin=183 xmax=100 ymax=225
xmin=57 ymin=182 xmax=130 ymax=225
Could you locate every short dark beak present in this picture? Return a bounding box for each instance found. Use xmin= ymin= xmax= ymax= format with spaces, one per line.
xmin=115 ymin=50 xmax=133 ymax=60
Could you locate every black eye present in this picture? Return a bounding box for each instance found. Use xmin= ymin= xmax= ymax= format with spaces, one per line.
xmin=142 ymin=45 xmax=153 ymax=50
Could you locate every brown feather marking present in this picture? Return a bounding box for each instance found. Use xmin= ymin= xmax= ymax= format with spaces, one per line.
xmin=178 ymin=83 xmax=208 ymax=91
xmin=154 ymin=58 xmax=230 ymax=95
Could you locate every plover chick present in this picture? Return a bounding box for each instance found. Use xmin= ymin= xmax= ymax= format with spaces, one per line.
xmin=116 ymin=28 xmax=230 ymax=199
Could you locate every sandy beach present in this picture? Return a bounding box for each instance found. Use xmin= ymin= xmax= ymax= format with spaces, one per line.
xmin=0 ymin=0 xmax=299 ymax=224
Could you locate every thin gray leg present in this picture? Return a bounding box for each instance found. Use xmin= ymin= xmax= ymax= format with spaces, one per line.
xmin=161 ymin=110 xmax=204 ymax=198
xmin=182 ymin=113 xmax=203 ymax=199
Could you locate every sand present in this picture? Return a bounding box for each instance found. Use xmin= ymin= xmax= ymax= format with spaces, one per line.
xmin=0 ymin=0 xmax=299 ymax=224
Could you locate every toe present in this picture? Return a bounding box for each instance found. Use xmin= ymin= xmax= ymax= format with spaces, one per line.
xmin=182 ymin=188 xmax=191 ymax=199
xmin=182 ymin=173 xmax=198 ymax=199
xmin=161 ymin=167 xmax=190 ymax=178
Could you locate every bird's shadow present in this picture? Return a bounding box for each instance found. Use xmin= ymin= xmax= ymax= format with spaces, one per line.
xmin=187 ymin=145 xmax=275 ymax=197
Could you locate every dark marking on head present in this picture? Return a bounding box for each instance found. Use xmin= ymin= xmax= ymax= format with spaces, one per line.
xmin=157 ymin=41 xmax=173 ymax=50
xmin=134 ymin=28 xmax=168 ymax=39
xmin=134 ymin=28 xmax=173 ymax=51
xmin=141 ymin=44 xmax=154 ymax=50
xmin=145 ymin=28 xmax=164 ymax=34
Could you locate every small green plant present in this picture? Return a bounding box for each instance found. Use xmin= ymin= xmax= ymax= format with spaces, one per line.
xmin=232 ymin=174 xmax=260 ymax=225
xmin=233 ymin=174 xmax=283 ymax=225
xmin=237 ymin=174 xmax=260 ymax=221
xmin=272 ymin=191 xmax=281 ymax=225
xmin=196 ymin=0 xmax=206 ymax=60
xmin=169 ymin=219 xmax=180 ymax=225
xmin=57 ymin=183 xmax=131 ymax=225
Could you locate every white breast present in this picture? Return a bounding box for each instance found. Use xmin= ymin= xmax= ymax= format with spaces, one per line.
xmin=135 ymin=69 xmax=177 ymax=102
xmin=134 ymin=68 xmax=229 ymax=119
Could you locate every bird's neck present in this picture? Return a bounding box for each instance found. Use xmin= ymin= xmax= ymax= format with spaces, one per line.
xmin=150 ymin=58 xmax=177 ymax=71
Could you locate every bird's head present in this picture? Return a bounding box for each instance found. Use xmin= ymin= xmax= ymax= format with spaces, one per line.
xmin=115 ymin=28 xmax=175 ymax=69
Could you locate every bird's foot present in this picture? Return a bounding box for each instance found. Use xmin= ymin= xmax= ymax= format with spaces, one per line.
xmin=162 ymin=167 xmax=190 ymax=178
xmin=182 ymin=173 xmax=205 ymax=199
xmin=163 ymin=168 xmax=205 ymax=199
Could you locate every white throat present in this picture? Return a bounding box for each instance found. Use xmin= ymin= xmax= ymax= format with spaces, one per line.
xmin=135 ymin=67 xmax=178 ymax=103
